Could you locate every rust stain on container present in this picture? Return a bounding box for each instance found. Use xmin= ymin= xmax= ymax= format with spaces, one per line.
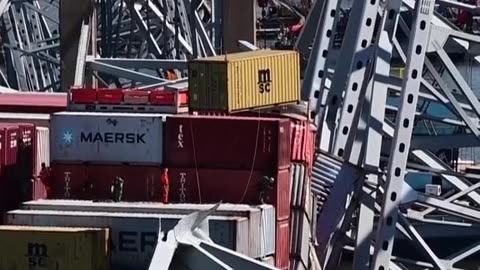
xmin=0 ymin=225 xmax=110 ymax=270
xmin=188 ymin=50 xmax=300 ymax=112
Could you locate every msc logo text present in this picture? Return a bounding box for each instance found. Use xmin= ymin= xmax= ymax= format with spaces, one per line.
xmin=257 ymin=69 xmax=272 ymax=94
xmin=25 ymin=242 xmax=48 ymax=267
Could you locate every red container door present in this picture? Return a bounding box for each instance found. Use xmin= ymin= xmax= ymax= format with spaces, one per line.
xmin=168 ymin=168 xmax=270 ymax=205
xmin=71 ymin=88 xmax=98 ymax=104
xmin=0 ymin=129 xmax=4 ymax=211
xmin=0 ymin=129 xmax=3 ymax=182
xmin=87 ymin=165 xmax=163 ymax=202
xmin=97 ymin=89 xmax=123 ymax=104
xmin=17 ymin=124 xmax=36 ymax=179
xmin=275 ymin=169 xmax=290 ymax=221
xmin=275 ymin=220 xmax=290 ymax=269
xmin=51 ymin=164 xmax=163 ymax=201
xmin=150 ymin=90 xmax=176 ymax=105
xmin=168 ymin=168 xmax=290 ymax=220
xmin=165 ymin=116 xmax=291 ymax=170
xmin=123 ymin=90 xmax=150 ymax=105
xmin=50 ymin=163 xmax=89 ymax=199
xmin=0 ymin=125 xmax=20 ymax=210
xmin=290 ymin=119 xmax=316 ymax=166
xmin=1 ymin=126 xmax=19 ymax=181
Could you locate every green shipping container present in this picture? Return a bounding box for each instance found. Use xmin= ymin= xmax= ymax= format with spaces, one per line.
xmin=0 ymin=226 xmax=110 ymax=270
xmin=188 ymin=50 xmax=300 ymax=112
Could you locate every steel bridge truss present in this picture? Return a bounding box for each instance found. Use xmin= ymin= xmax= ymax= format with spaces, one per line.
xmin=0 ymin=0 xmax=220 ymax=91
xmin=300 ymin=0 xmax=480 ymax=269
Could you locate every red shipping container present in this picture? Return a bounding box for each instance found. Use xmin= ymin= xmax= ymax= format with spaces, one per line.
xmin=0 ymin=123 xmax=36 ymax=178
xmin=51 ymin=163 xmax=163 ymax=202
xmin=97 ymin=89 xmax=123 ymax=104
xmin=150 ymin=90 xmax=176 ymax=105
xmin=167 ymin=168 xmax=290 ymax=221
xmin=17 ymin=123 xmax=36 ymax=176
xmin=165 ymin=115 xmax=291 ymax=170
xmin=0 ymin=125 xmax=19 ymax=170
xmin=123 ymin=90 xmax=150 ymax=104
xmin=0 ymin=130 xmax=3 ymax=179
xmin=31 ymin=178 xmax=48 ymax=200
xmin=70 ymin=88 xmax=97 ymax=104
xmin=290 ymin=119 xmax=316 ymax=165
xmin=178 ymin=92 xmax=188 ymax=105
xmin=276 ymin=220 xmax=290 ymax=269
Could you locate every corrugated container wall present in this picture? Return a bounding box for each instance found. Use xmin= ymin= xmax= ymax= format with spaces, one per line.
xmin=36 ymin=127 xmax=50 ymax=176
xmin=0 ymin=112 xmax=50 ymax=128
xmin=165 ymin=115 xmax=291 ymax=170
xmin=1 ymin=125 xmax=19 ymax=169
xmin=21 ymin=200 xmax=277 ymax=258
xmin=50 ymin=112 xmax=166 ymax=164
xmin=188 ymin=50 xmax=300 ymax=112
xmin=6 ymin=210 xmax=261 ymax=268
xmin=289 ymin=210 xmax=310 ymax=266
xmin=0 ymin=226 xmax=110 ymax=270
xmin=168 ymin=168 xmax=290 ymax=221
xmin=50 ymin=164 xmax=163 ymax=201
xmin=276 ymin=219 xmax=290 ymax=269
xmin=17 ymin=123 xmax=37 ymax=179
xmin=290 ymin=164 xmax=309 ymax=209
xmin=290 ymin=119 xmax=316 ymax=166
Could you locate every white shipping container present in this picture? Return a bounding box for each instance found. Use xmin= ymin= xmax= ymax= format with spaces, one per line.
xmin=36 ymin=127 xmax=50 ymax=176
xmin=0 ymin=112 xmax=50 ymax=128
xmin=290 ymin=209 xmax=310 ymax=264
xmin=50 ymin=112 xmax=167 ymax=164
xmin=6 ymin=210 xmax=250 ymax=269
xmin=21 ymin=200 xmax=275 ymax=258
xmin=290 ymin=164 xmax=309 ymax=208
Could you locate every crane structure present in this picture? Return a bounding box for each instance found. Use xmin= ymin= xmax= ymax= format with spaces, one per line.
xmin=2 ymin=0 xmax=480 ymax=269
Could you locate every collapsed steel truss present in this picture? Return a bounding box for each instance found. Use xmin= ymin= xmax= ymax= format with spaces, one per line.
xmin=2 ymin=0 xmax=480 ymax=269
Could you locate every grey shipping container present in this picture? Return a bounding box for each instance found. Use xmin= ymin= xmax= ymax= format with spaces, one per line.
xmin=290 ymin=164 xmax=309 ymax=208
xmin=21 ymin=200 xmax=275 ymax=258
xmin=50 ymin=112 xmax=167 ymax=164
xmin=289 ymin=209 xmax=310 ymax=265
xmin=6 ymin=209 xmax=254 ymax=269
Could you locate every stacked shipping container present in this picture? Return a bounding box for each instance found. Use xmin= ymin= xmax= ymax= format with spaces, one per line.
xmin=0 ymin=225 xmax=110 ymax=270
xmin=188 ymin=50 xmax=300 ymax=113
xmin=69 ymin=85 xmax=189 ymax=113
xmin=20 ymin=200 xmax=277 ymax=260
xmin=0 ymin=123 xmax=49 ymax=219
xmin=21 ymin=49 xmax=311 ymax=269
xmin=49 ymin=112 xmax=168 ymax=201
xmin=164 ymin=114 xmax=294 ymax=269
xmin=289 ymin=164 xmax=316 ymax=269
xmin=6 ymin=208 xmax=275 ymax=269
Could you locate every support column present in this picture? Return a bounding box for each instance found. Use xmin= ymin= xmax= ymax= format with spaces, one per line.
xmin=222 ymin=0 xmax=255 ymax=53
xmin=60 ymin=0 xmax=94 ymax=91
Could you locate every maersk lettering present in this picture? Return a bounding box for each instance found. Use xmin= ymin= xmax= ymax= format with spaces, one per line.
xmin=80 ymin=132 xmax=146 ymax=144
xmin=111 ymin=231 xmax=158 ymax=253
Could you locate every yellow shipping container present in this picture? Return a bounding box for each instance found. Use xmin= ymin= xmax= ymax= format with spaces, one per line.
xmin=188 ymin=50 xmax=300 ymax=112
xmin=0 ymin=226 xmax=110 ymax=270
